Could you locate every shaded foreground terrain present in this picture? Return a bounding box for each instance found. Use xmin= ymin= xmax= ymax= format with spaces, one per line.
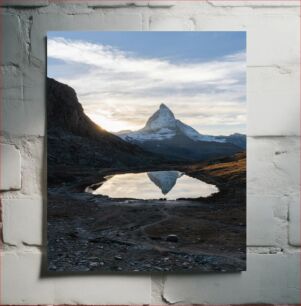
xmin=47 ymin=78 xmax=246 ymax=272
xmin=48 ymin=153 xmax=246 ymax=272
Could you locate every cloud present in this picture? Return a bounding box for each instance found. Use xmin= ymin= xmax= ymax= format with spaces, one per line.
xmin=47 ymin=37 xmax=246 ymax=134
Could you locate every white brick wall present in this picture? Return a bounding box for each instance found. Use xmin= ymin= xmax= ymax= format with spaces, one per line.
xmin=0 ymin=0 xmax=300 ymax=304
xmin=2 ymin=198 xmax=44 ymax=246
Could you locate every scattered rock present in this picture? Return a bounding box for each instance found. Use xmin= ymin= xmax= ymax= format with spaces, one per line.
xmin=49 ymin=264 xmax=57 ymax=270
xmin=68 ymin=232 xmax=78 ymax=239
xmin=154 ymin=266 xmax=164 ymax=271
xmin=150 ymin=236 xmax=162 ymax=241
xmin=89 ymin=237 xmax=102 ymax=243
xmin=166 ymin=234 xmax=178 ymax=242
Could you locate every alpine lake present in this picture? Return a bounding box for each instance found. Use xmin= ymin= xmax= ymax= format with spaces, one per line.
xmin=89 ymin=170 xmax=219 ymax=200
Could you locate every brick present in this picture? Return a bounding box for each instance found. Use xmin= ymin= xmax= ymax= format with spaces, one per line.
xmin=102 ymin=12 xmax=142 ymax=29
xmin=193 ymin=3 xmax=248 ymax=31
xmin=0 ymin=0 xmax=48 ymax=6
xmin=86 ymin=1 xmax=148 ymax=7
xmin=21 ymin=66 xmax=46 ymax=136
xmin=2 ymin=251 xmax=151 ymax=304
xmin=247 ymin=13 xmax=300 ymax=67
xmin=248 ymin=66 xmax=300 ymax=136
xmin=1 ymin=65 xmax=22 ymax=102
xmin=288 ymin=193 xmax=300 ymax=246
xmin=78 ymin=0 xmax=175 ymax=7
xmin=163 ymin=253 xmax=299 ymax=304
xmin=149 ymin=15 xmax=195 ymax=30
xmin=2 ymin=198 xmax=44 ymax=246
xmin=248 ymin=137 xmax=300 ymax=197
xmin=207 ymin=0 xmax=300 ymax=7
xmin=2 ymin=13 xmax=23 ymax=66
xmin=19 ymin=137 xmax=45 ymax=196
xmin=247 ymin=194 xmax=288 ymax=247
xmin=2 ymin=65 xmax=46 ymax=136
xmin=148 ymin=1 xmax=176 ymax=7
xmin=247 ymin=195 xmax=278 ymax=246
xmin=151 ymin=275 xmax=164 ymax=304
xmin=0 ymin=143 xmax=21 ymax=191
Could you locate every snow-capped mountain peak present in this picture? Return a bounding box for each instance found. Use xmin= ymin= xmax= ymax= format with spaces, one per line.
xmin=144 ymin=103 xmax=176 ymax=131
xmin=116 ymin=104 xmax=245 ymax=148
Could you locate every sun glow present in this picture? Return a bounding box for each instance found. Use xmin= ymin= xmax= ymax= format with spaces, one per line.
xmin=87 ymin=113 xmax=141 ymax=133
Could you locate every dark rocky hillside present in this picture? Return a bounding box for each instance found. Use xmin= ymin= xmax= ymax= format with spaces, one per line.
xmin=48 ymin=77 xmax=141 ymax=147
xmin=134 ymin=134 xmax=242 ymax=162
xmin=47 ymin=78 xmax=164 ymax=185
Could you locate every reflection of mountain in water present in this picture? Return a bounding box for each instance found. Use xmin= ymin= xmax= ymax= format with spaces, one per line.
xmin=91 ymin=171 xmax=218 ymax=200
xmin=147 ymin=171 xmax=183 ymax=195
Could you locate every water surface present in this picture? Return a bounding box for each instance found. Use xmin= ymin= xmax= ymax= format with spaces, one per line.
xmin=92 ymin=171 xmax=218 ymax=200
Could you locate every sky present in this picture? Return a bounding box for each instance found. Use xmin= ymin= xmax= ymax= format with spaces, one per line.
xmin=47 ymin=31 xmax=246 ymax=135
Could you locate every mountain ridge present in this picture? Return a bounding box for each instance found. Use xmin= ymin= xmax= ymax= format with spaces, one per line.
xmin=117 ymin=103 xmax=246 ymax=148
xmin=116 ymin=103 xmax=245 ymax=162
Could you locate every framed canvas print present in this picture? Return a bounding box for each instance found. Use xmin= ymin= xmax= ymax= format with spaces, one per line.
xmin=47 ymin=31 xmax=246 ymax=272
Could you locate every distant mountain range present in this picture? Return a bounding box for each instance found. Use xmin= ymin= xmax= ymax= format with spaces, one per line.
xmin=117 ymin=104 xmax=246 ymax=162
